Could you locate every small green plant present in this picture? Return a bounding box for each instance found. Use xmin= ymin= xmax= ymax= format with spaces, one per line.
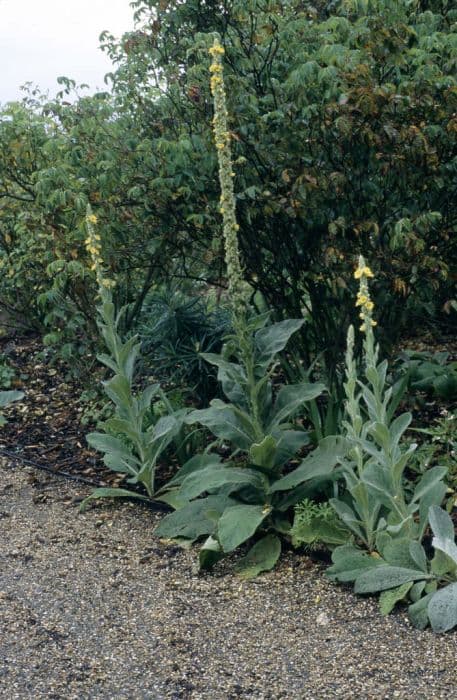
xmin=0 ymin=390 xmax=24 ymax=427
xmin=327 ymin=505 xmax=457 ymax=632
xmin=80 ymin=210 xmax=190 ymax=510
xmin=0 ymin=354 xmax=15 ymax=389
xmin=394 ymin=350 xmax=457 ymax=402
xmin=411 ymin=410 xmax=457 ymax=495
xmin=291 ymin=499 xmax=351 ymax=550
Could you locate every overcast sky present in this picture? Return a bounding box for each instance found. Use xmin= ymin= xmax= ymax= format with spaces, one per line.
xmin=0 ymin=0 xmax=136 ymax=103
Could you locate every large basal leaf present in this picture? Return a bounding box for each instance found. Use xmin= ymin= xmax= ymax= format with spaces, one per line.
xmin=155 ymin=495 xmax=236 ymax=540
xmin=162 ymin=454 xmax=224 ymax=489
xmin=255 ymin=319 xmax=305 ymax=367
xmin=185 ymin=403 xmax=256 ymax=449
xmin=379 ymin=582 xmax=413 ymax=616
xmin=354 ymin=566 xmax=430 ymax=594
xmin=218 ymin=504 xmax=269 ymax=552
xmin=327 ymin=544 xmax=383 ymax=583
xmin=427 ymin=582 xmax=457 ymax=633
xmin=268 ymin=382 xmax=325 ymax=428
xmin=179 ymin=466 xmax=266 ymax=500
xmin=380 ymin=538 xmax=419 ymax=570
xmin=270 ymin=436 xmax=348 ymax=493
xmin=235 ymin=535 xmax=281 ymax=579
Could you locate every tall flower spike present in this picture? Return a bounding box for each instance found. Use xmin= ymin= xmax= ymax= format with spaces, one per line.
xmin=208 ymin=38 xmax=246 ymax=325
xmin=354 ymin=255 xmax=378 ymax=366
xmin=85 ymin=205 xmax=115 ymax=292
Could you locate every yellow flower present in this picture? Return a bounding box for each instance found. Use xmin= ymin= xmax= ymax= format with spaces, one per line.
xmin=354 ymin=265 xmax=374 ymax=279
xmin=209 ymin=44 xmax=225 ymax=56
xmin=355 ymin=294 xmax=368 ymax=306
xmin=365 ymin=300 xmax=374 ymax=311
xmin=86 ymin=214 xmax=98 ymax=224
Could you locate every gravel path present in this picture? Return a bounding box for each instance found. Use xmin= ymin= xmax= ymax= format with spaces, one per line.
xmin=0 ymin=458 xmax=455 ymax=699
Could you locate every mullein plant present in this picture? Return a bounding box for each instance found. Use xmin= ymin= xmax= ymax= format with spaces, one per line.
xmin=155 ymin=40 xmax=348 ymax=575
xmin=80 ymin=207 xmax=188 ymax=511
xmin=328 ymin=257 xmax=447 ymax=550
xmin=321 ymin=258 xmax=456 ymax=631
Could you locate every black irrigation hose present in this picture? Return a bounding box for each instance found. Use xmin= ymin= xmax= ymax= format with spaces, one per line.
xmin=0 ymin=448 xmax=171 ymax=513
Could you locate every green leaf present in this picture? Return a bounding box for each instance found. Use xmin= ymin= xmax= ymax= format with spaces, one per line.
xmin=272 ymin=429 xmax=310 ymax=468
xmin=382 ymin=538 xmax=419 ymax=569
xmin=186 ymin=403 xmax=256 ymax=449
xmin=429 ymin=505 xmax=456 ymax=545
xmin=270 ymin=436 xmax=346 ymax=493
xmin=427 ymin=583 xmax=457 ymax=633
xmin=354 ymin=566 xmax=430 ymax=594
xmin=87 ymin=432 xmax=139 ymax=469
xmin=235 ymin=535 xmax=281 ymax=579
xmin=155 ymin=495 xmax=236 ymax=540
xmin=163 ymin=454 xmax=224 ymax=489
xmin=329 ymin=499 xmax=365 ymax=541
xmin=199 ymin=536 xmax=225 ymax=570
xmin=0 ymin=389 xmax=24 ymax=408
xmin=327 ymin=544 xmax=383 ymax=583
xmin=408 ymin=593 xmax=434 ymax=630
xmin=218 ymin=505 xmax=269 ymax=552
xmin=179 ymin=466 xmax=266 ymax=500
xmin=408 ymin=541 xmax=429 ymax=573
xmin=379 ymin=582 xmax=413 ymax=616
xmin=411 ymin=466 xmax=447 ymax=504
xmin=249 ymin=435 xmax=277 ymax=469
xmin=255 ymin=319 xmax=305 ymax=366
xmin=268 ymin=382 xmax=324 ymax=428
xmin=79 ymin=488 xmax=151 ymax=512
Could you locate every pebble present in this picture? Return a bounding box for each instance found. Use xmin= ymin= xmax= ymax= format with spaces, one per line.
xmin=0 ymin=458 xmax=456 ymax=699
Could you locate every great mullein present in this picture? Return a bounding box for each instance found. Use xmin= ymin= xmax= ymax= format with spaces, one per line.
xmin=80 ymin=206 xmax=188 ymax=510
xmin=155 ymin=40 xmax=344 ymax=575
xmin=329 ymin=256 xmax=447 ymax=550
xmin=207 ymin=39 xmax=263 ymax=437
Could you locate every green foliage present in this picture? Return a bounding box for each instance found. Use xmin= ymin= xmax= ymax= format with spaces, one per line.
xmin=155 ymin=315 xmax=348 ymax=571
xmin=1 ymin=0 xmax=456 ymax=378
xmin=81 ymin=290 xmax=189 ymax=507
xmin=291 ymin=499 xmax=352 ymax=550
xmin=0 ymin=354 xmax=15 ymax=389
xmin=394 ymin=350 xmax=457 ymax=401
xmin=139 ymin=286 xmax=231 ymax=404
xmin=327 ymin=505 xmax=457 ymax=632
xmin=107 ymin=0 xmax=457 ymax=369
